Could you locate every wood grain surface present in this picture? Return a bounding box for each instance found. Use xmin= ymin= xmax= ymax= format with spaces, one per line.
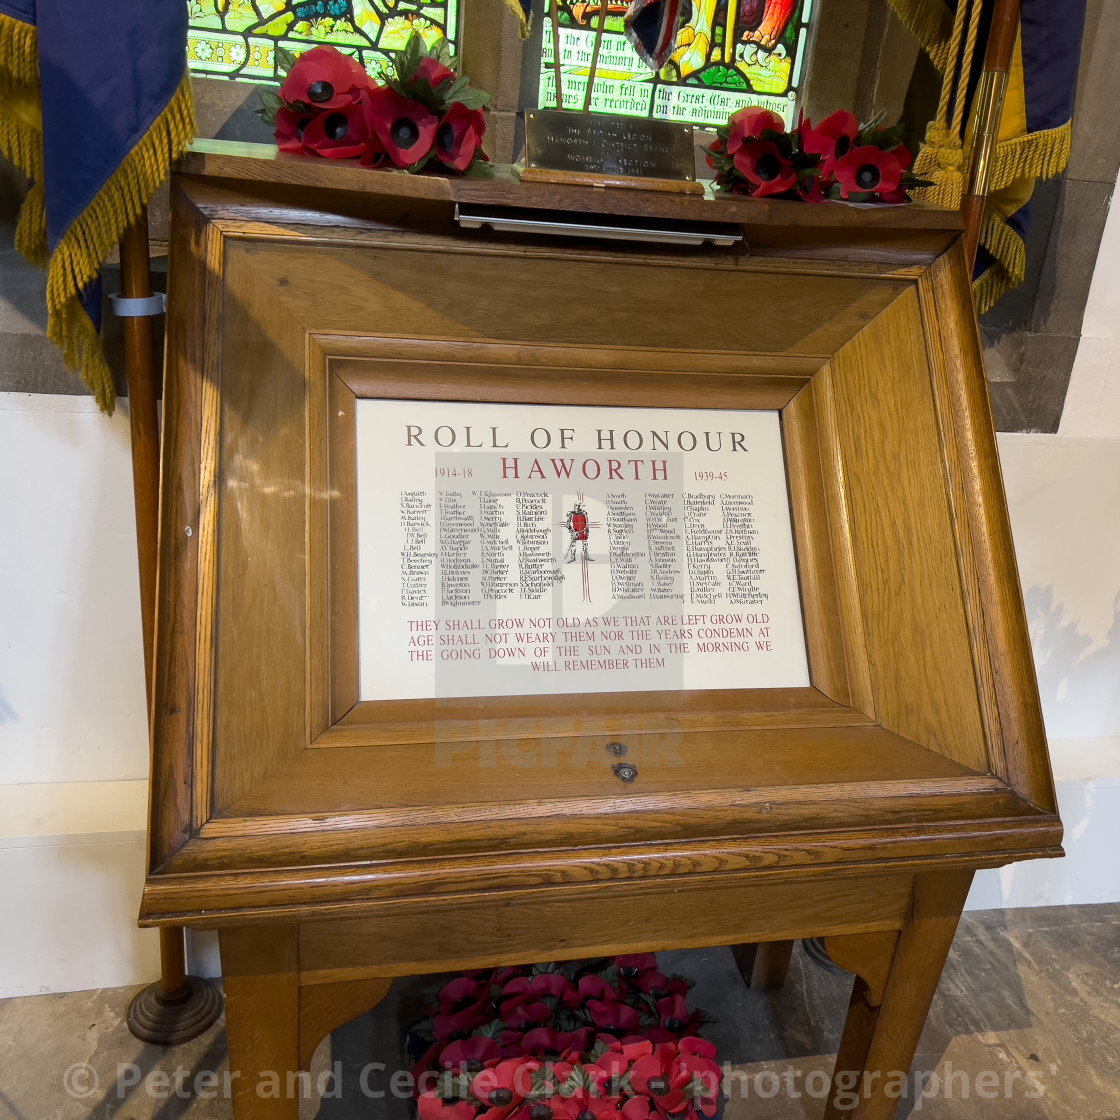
xmin=145 ymin=172 xmax=1059 ymax=936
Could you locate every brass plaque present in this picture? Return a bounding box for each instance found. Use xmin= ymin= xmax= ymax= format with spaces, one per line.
xmin=524 ymin=110 xmax=695 ymax=183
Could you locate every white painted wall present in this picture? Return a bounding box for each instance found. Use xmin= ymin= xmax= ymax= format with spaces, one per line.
xmin=967 ymin=172 xmax=1120 ymax=910
xmin=3 ymin=189 xmax=1120 ymax=991
xmin=0 ymin=394 xmax=159 ymax=998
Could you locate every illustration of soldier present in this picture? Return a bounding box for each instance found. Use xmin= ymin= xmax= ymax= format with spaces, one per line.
xmin=565 ymin=500 xmax=594 ymax=564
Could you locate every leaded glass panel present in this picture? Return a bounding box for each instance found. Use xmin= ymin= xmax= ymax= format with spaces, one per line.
xmin=187 ymin=0 xmax=460 ymax=84
xmin=539 ymin=0 xmax=813 ymax=127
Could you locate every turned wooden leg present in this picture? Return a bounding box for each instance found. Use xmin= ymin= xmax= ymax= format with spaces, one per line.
xmin=220 ymin=925 xmax=302 ymax=1120
xmin=731 ymin=939 xmax=795 ymax=990
xmin=823 ymin=870 xmax=972 ymax=1120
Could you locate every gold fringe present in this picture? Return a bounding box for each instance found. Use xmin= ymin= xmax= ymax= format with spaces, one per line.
xmin=0 ymin=81 xmax=41 ymax=173
xmin=52 ymin=295 xmax=116 ymax=410
xmin=973 ymin=265 xmax=1005 ymax=314
xmin=972 ymin=205 xmax=1027 ymax=314
xmin=0 ymin=11 xmax=38 ymax=85
xmin=887 ymin=0 xmax=954 ymax=72
xmin=988 ymin=119 xmax=1072 ymax=193
xmin=0 ymin=39 xmax=47 ymax=268
xmin=46 ymin=71 xmax=196 ymax=412
xmin=15 ymin=180 xmax=45 ymax=266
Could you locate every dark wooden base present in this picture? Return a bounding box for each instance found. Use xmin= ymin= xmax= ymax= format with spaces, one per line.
xmin=126 ymin=975 xmax=224 ymax=1045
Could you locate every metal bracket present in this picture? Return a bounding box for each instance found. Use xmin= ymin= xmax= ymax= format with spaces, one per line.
xmin=455 ymin=205 xmax=742 ymax=248
xmin=109 ymin=292 xmax=167 ymax=318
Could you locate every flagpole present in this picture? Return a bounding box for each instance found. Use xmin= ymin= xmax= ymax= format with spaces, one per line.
xmin=120 ymin=209 xmax=223 ymax=1045
xmin=962 ymin=0 xmax=1020 ymax=268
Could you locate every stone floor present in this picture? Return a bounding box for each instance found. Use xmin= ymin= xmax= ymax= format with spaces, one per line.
xmin=1 ymin=904 xmax=1118 ymax=1120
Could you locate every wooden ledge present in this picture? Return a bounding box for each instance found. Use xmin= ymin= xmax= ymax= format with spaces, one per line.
xmin=180 ymin=139 xmax=964 ymax=235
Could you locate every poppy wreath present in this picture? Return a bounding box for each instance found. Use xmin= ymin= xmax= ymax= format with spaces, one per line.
xmin=407 ymin=956 xmax=722 ymax=1120
xmin=258 ymin=36 xmax=490 ymax=175
xmin=706 ymin=107 xmax=930 ymax=204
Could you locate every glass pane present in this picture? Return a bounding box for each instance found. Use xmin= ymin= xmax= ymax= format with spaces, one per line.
xmin=187 ymin=0 xmax=461 ymax=85
xmin=538 ymin=0 xmax=812 ymax=127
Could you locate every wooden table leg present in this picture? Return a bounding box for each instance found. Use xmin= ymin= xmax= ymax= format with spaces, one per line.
xmin=823 ymin=870 xmax=973 ymax=1120
xmin=732 ymin=939 xmax=796 ymax=990
xmin=220 ymin=925 xmax=302 ymax=1120
xmin=219 ymin=923 xmax=395 ymax=1119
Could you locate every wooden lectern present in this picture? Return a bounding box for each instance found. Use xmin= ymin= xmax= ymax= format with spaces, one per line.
xmin=141 ymin=145 xmax=1062 ymax=1119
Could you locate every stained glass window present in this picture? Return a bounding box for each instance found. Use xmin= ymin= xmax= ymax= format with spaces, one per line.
xmin=539 ymin=0 xmax=813 ymax=127
xmin=187 ymin=0 xmax=460 ymax=84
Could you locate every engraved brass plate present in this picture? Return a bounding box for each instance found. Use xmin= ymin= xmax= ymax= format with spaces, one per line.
xmin=524 ymin=109 xmax=695 ymax=182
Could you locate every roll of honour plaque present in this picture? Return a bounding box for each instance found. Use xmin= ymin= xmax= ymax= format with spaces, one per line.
xmin=357 ymin=401 xmax=808 ymax=700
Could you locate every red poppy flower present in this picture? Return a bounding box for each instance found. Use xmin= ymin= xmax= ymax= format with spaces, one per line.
xmin=832 ymin=145 xmax=905 ymax=199
xmin=414 ymin=55 xmax=456 ymax=91
xmin=555 ymin=1086 xmax=622 ymax=1120
xmin=520 ymin=1027 xmax=580 ymax=1058
xmin=502 ymin=973 xmax=579 ymax=1007
xmin=674 ymin=1050 xmax=721 ymax=1116
xmin=440 ymin=977 xmax=487 ymax=1014
xmin=367 ymin=86 xmax=438 ymax=167
xmin=361 ymin=129 xmax=391 ymax=169
xmin=433 ymin=102 xmax=487 ymax=172
xmin=281 ymin=45 xmax=369 ymax=110
xmin=565 ymin=1028 xmax=595 ymax=1060
xmin=418 ymin=1091 xmax=479 ymax=1120
xmin=578 ymin=976 xmax=617 ymax=1003
xmin=472 ymin=1057 xmax=539 ymax=1114
xmin=500 ymin=1029 xmax=525 ymax=1059
xmin=591 ymin=1034 xmax=654 ymax=1068
xmin=301 ymin=98 xmax=374 ymax=159
xmin=678 ymin=1037 xmax=717 ymax=1062
xmin=797 ymin=109 xmax=859 ymax=178
xmin=274 ymin=106 xmax=313 ymax=154
xmin=587 ymin=999 xmax=642 ymax=1035
xmin=614 ymin=954 xmax=658 ymax=980
xmin=440 ymin=1036 xmax=502 ymax=1072
xmin=636 ymin=972 xmax=689 ymax=1000
xmin=704 ymin=137 xmax=725 ymax=170
xmin=621 ymin=1101 xmax=652 ymax=1120
xmin=798 ymin=172 xmax=827 ymax=203
xmin=655 ymin=995 xmax=691 ymax=1034
xmin=726 ymin=106 xmax=785 ymax=155
xmin=516 ymin=1101 xmax=564 ymax=1120
xmin=731 ymin=140 xmax=798 ymax=196
xmin=503 ymin=998 xmax=553 ymax=1031
xmin=630 ymin=1051 xmax=688 ymax=1114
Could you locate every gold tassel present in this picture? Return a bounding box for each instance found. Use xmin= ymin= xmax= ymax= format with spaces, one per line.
xmin=0 ymin=12 xmax=38 ymax=85
xmin=910 ymin=121 xmax=966 ymax=209
xmin=908 ymin=0 xmax=980 ymax=211
xmin=45 ymin=72 xmax=196 ymax=412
